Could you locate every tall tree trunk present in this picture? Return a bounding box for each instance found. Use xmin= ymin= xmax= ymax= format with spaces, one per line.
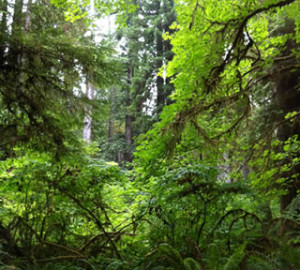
xmin=82 ymin=0 xmax=95 ymax=143
xmin=273 ymin=21 xmax=300 ymax=214
xmin=24 ymin=0 xmax=32 ymax=34
xmin=275 ymin=70 xmax=300 ymax=213
xmin=125 ymin=65 xmax=133 ymax=162
xmin=9 ymin=0 xmax=23 ymax=67
xmin=156 ymin=0 xmax=175 ymax=114
xmin=2 ymin=0 xmax=25 ymax=156
xmin=108 ymin=93 xmax=115 ymax=140
xmin=155 ymin=1 xmax=164 ymax=115
xmin=0 ymin=0 xmax=8 ymax=62
xmin=11 ymin=0 xmax=23 ymax=37
xmin=83 ymin=78 xmax=94 ymax=142
xmin=162 ymin=0 xmax=175 ymax=107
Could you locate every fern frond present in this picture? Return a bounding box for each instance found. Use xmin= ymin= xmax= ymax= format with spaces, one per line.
xmin=183 ymin=257 xmax=202 ymax=270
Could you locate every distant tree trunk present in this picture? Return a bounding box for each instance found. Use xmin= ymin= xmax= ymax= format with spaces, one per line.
xmin=124 ymin=65 xmax=134 ymax=162
xmin=155 ymin=0 xmax=175 ymax=114
xmin=162 ymin=0 xmax=175 ymax=107
xmin=2 ymin=0 xmax=26 ymax=156
xmin=108 ymin=91 xmax=115 ymax=140
xmin=83 ymin=0 xmax=95 ymax=143
xmin=108 ymin=118 xmax=113 ymax=140
xmin=108 ymin=88 xmax=124 ymax=162
xmin=24 ymin=0 xmax=32 ymax=34
xmin=83 ymin=78 xmax=94 ymax=142
xmin=9 ymin=0 xmax=23 ymax=67
xmin=11 ymin=0 xmax=23 ymax=37
xmin=0 ymin=0 xmax=8 ymax=62
xmin=155 ymin=1 xmax=164 ymax=115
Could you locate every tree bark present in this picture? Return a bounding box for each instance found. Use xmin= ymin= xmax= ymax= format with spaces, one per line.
xmin=273 ymin=21 xmax=300 ymax=213
xmin=124 ymin=66 xmax=133 ymax=162
xmin=83 ymin=78 xmax=95 ymax=142
xmin=155 ymin=1 xmax=164 ymax=115
xmin=162 ymin=0 xmax=175 ymax=106
xmin=0 ymin=0 xmax=8 ymax=62
xmin=108 ymin=88 xmax=116 ymax=139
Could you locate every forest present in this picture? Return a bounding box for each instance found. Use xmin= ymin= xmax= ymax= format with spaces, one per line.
xmin=0 ymin=0 xmax=299 ymax=269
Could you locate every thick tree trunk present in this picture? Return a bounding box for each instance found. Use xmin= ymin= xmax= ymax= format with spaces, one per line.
xmin=0 ymin=223 xmax=23 ymax=258
xmin=275 ymin=68 xmax=300 ymax=212
xmin=273 ymin=21 xmax=300 ymax=213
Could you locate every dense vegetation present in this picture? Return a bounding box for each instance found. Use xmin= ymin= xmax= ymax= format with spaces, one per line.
xmin=0 ymin=0 xmax=299 ymax=269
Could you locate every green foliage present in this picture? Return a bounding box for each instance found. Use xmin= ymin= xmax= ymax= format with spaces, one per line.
xmin=141 ymin=243 xmax=201 ymax=270
xmin=0 ymin=0 xmax=118 ymax=155
xmin=183 ymin=258 xmax=202 ymax=270
xmin=1 ymin=0 xmax=300 ymax=269
xmin=0 ymin=1 xmax=126 ymax=267
xmin=223 ymin=244 xmax=246 ymax=270
xmin=133 ymin=0 xmax=300 ymax=269
xmin=106 ymin=260 xmax=130 ymax=270
xmin=26 ymin=262 xmax=86 ymax=270
xmin=101 ymin=0 xmax=176 ymax=163
xmin=51 ymin=0 xmax=137 ymax=24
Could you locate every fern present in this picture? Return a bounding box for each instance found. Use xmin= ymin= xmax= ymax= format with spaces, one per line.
xmin=183 ymin=258 xmax=202 ymax=270
xmin=107 ymin=260 xmax=130 ymax=270
xmin=224 ymin=244 xmax=246 ymax=270
xmin=143 ymin=244 xmax=202 ymax=270
xmin=156 ymin=244 xmax=184 ymax=269
xmin=275 ymin=242 xmax=300 ymax=270
xmin=151 ymin=267 xmax=173 ymax=270
xmin=246 ymin=255 xmax=273 ymax=270
xmin=23 ymin=262 xmax=86 ymax=270
xmin=0 ymin=267 xmax=21 ymax=270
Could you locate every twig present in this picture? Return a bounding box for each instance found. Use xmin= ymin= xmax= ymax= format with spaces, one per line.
xmin=56 ymin=186 xmax=122 ymax=260
xmin=18 ymin=218 xmax=85 ymax=258
xmin=189 ymin=0 xmax=199 ymax=30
